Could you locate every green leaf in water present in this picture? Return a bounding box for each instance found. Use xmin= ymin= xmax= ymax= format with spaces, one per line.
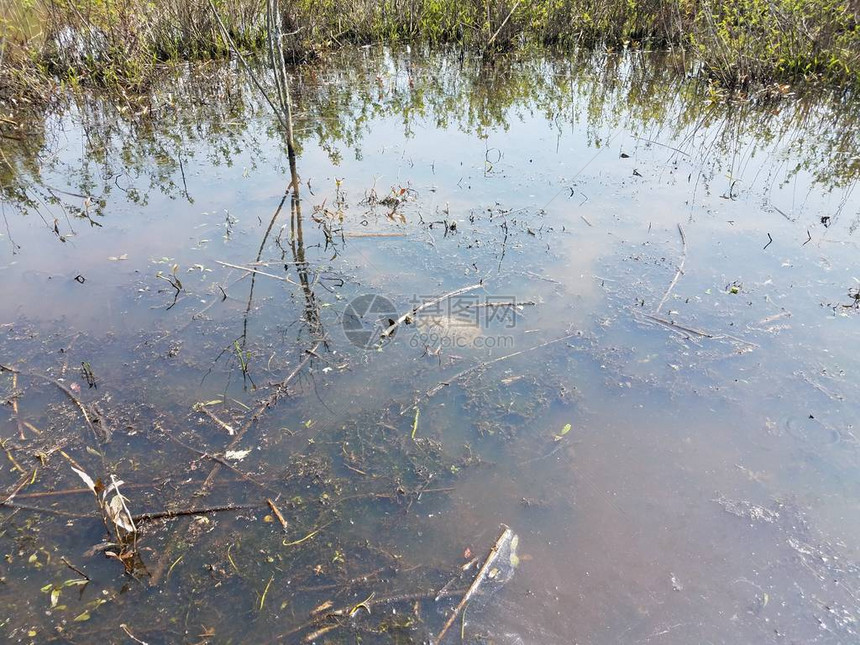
xmin=63 ymin=579 xmax=88 ymax=587
xmin=553 ymin=423 xmax=572 ymax=442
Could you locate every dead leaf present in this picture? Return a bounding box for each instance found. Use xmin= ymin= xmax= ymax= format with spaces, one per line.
xmin=71 ymin=467 xmax=96 ymax=494
xmin=106 ymin=495 xmax=135 ymax=533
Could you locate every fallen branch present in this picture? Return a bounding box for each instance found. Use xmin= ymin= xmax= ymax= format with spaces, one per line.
xmin=636 ymin=312 xmax=758 ymax=348
xmin=201 ymin=340 xmax=322 ymax=491
xmin=462 ymin=300 xmax=535 ymax=310
xmin=2 ymin=500 xmax=94 ymax=519
xmin=215 ymin=260 xmax=296 ymax=284
xmin=655 ymin=223 xmax=687 ymax=314
xmin=1 ymin=467 xmax=38 ymax=504
xmin=120 ymin=624 xmax=149 ymax=645
xmin=634 ymin=310 xmax=705 ymax=342
xmin=343 ymin=232 xmax=407 ymax=238
xmin=0 ymin=364 xmax=100 ymax=442
xmin=10 ymin=372 xmax=25 ymax=440
xmin=133 ymin=503 xmax=263 ymax=523
xmin=380 ymin=283 xmax=484 ymax=339
xmin=149 ymin=342 xmax=321 ymax=586
xmin=180 ymin=272 xmax=251 ymax=329
xmin=159 ymin=430 xmax=278 ymax=494
xmin=274 ymin=587 xmax=468 ymax=642
xmin=405 ymin=332 xmax=579 ymax=412
xmin=61 ymin=556 xmax=90 ymax=581
xmin=435 ymin=525 xmax=513 ymax=644
xmin=335 ymin=487 xmax=455 ymax=505
xmin=267 ymin=498 xmax=289 ymax=531
xmin=192 ymin=402 xmax=237 ymax=435
xmin=295 ymin=565 xmax=390 ymax=592
xmin=13 ymin=475 xmax=270 ymax=500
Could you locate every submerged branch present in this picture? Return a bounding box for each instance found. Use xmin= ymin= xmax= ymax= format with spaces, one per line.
xmin=435 ymin=525 xmax=512 ymax=643
xmin=655 ymin=223 xmax=687 ymax=314
xmin=406 ymin=331 xmax=580 ymax=411
xmin=133 ymin=503 xmax=263 ymax=523
xmin=381 ymin=283 xmax=484 ymax=340
xmin=275 ymin=587 xmax=469 ymax=642
xmin=0 ymin=364 xmax=100 ymax=442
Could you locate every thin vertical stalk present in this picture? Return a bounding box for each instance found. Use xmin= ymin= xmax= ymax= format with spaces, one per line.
xmin=266 ymin=0 xmax=298 ymax=183
xmin=206 ymin=0 xmax=292 ymax=140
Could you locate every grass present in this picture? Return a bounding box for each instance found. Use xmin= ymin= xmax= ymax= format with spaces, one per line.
xmin=0 ymin=0 xmax=858 ymax=104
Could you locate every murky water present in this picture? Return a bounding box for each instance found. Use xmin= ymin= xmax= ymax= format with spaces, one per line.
xmin=1 ymin=47 xmax=859 ymax=644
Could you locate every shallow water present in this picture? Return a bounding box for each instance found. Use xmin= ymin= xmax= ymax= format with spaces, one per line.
xmin=1 ymin=47 xmax=859 ymax=644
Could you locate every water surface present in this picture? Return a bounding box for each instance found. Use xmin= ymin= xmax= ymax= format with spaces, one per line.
xmin=1 ymin=47 xmax=859 ymax=644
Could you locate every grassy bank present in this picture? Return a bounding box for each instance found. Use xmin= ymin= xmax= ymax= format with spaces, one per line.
xmin=1 ymin=0 xmax=859 ymax=102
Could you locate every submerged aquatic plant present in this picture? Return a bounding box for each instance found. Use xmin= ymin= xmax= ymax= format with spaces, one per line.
xmin=155 ymin=263 xmax=184 ymax=309
xmin=70 ymin=466 xmax=139 ymax=574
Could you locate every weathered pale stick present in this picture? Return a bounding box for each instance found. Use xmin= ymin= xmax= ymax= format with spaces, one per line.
xmin=655 ymin=223 xmax=687 ymax=314
xmin=434 ymin=525 xmax=513 ymax=644
xmin=380 ymin=283 xmax=484 ymax=339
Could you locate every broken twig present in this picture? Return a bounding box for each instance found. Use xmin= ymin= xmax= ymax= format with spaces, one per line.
xmin=215 ymin=260 xmax=295 ymax=284
xmin=380 ymin=283 xmax=483 ymax=339
xmin=133 ymin=503 xmax=263 ymax=523
xmin=408 ymin=332 xmax=579 ymax=411
xmin=655 ymin=223 xmax=687 ymax=314
xmin=435 ymin=525 xmax=513 ymax=644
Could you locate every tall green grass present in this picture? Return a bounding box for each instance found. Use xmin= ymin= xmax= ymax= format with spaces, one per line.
xmin=1 ymin=0 xmax=858 ymax=101
xmin=691 ymin=0 xmax=860 ymax=87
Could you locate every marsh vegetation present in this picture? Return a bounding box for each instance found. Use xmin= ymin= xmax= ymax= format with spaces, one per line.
xmin=2 ymin=0 xmax=859 ymax=104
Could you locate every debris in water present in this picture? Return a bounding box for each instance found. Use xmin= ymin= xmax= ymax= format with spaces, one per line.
xmin=435 ymin=524 xmax=520 ymax=644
